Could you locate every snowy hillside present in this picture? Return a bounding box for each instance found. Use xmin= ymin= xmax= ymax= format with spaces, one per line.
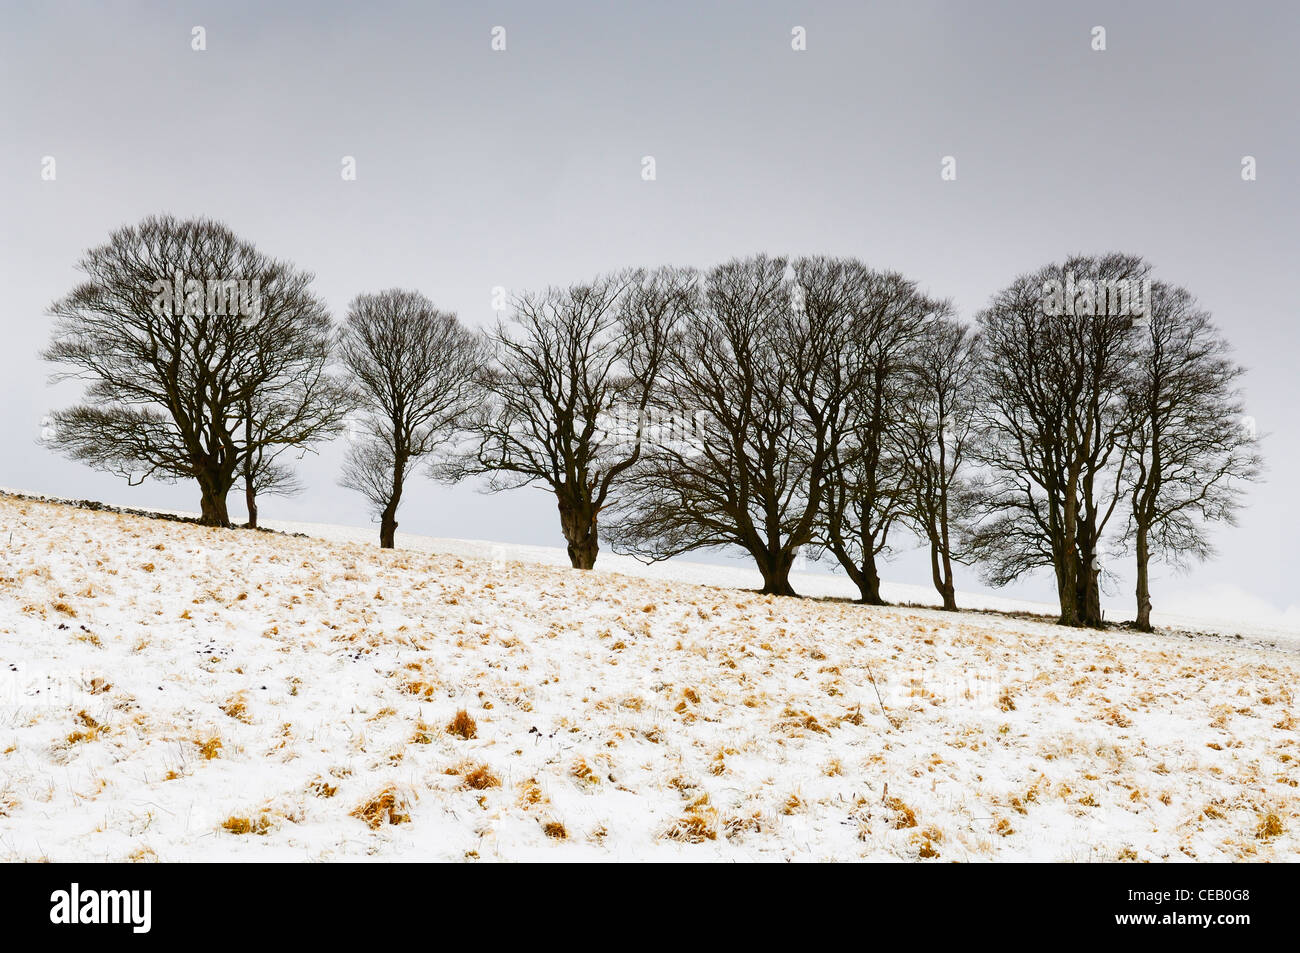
xmin=0 ymin=492 xmax=1296 ymax=861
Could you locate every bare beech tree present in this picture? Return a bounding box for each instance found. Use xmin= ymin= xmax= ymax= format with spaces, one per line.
xmin=463 ymin=270 xmax=683 ymax=569
xmin=43 ymin=215 xmax=342 ymax=526
xmin=1122 ymin=284 xmax=1262 ymax=630
xmin=234 ymin=306 xmax=350 ymax=528
xmin=339 ymin=289 xmax=484 ymax=549
xmin=894 ymin=316 xmax=979 ymax=611
xmin=613 ymin=256 xmax=873 ymax=597
xmin=238 ymin=397 xmax=304 ymax=529
xmin=965 ymin=254 xmax=1147 ymax=627
xmin=816 ymin=270 xmax=943 ymax=604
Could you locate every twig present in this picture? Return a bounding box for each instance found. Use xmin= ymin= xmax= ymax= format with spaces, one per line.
xmin=865 ymin=663 xmax=892 ymax=726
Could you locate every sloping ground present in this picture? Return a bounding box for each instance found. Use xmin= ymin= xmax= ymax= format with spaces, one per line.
xmin=0 ymin=493 xmax=1295 ymax=861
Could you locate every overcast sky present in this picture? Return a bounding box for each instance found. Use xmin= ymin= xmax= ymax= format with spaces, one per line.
xmin=1 ymin=0 xmax=1295 ymax=619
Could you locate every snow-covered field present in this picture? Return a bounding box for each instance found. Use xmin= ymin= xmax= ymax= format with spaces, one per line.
xmin=0 ymin=491 xmax=1296 ymax=861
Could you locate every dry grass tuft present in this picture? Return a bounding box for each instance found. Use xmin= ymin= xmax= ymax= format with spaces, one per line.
xmin=664 ymin=795 xmax=718 ymax=843
xmin=308 ymin=777 xmax=338 ymax=798
xmin=399 ymin=679 xmax=437 ymax=700
xmin=462 ymin=765 xmax=501 ymax=791
xmin=777 ymin=706 xmax=829 ymax=735
xmin=542 ymin=820 xmax=567 ymax=839
xmin=885 ymin=796 xmax=917 ymax=829
xmin=222 ymin=814 xmax=272 ymax=835
xmin=917 ymin=828 xmax=943 ymax=858
xmin=1101 ymin=706 xmax=1132 ymax=728
xmin=722 ymin=811 xmax=763 ymax=840
xmin=220 ymin=694 xmax=251 ymax=723
xmin=196 ymin=736 xmax=223 ymax=760
xmin=518 ymin=778 xmax=544 ymax=807
xmin=446 ymin=709 xmax=477 ymax=740
xmin=571 ymin=757 xmax=599 ymax=786
xmin=351 ymin=786 xmax=412 ymax=829
xmin=1255 ymin=813 xmax=1284 ymax=840
xmin=66 ymin=710 xmax=107 ymax=745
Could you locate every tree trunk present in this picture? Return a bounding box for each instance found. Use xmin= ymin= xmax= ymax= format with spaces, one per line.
xmin=567 ymin=532 xmax=598 ymax=570
xmin=935 ymin=543 xmax=956 ymax=608
xmin=1074 ymin=538 xmax=1103 ymax=628
xmin=557 ymin=493 xmax=598 ymax=570
xmin=244 ymin=475 xmax=258 ymax=529
xmin=379 ymin=454 xmax=406 ymax=550
xmin=1134 ymin=525 xmax=1153 ymax=631
xmin=1083 ymin=569 xmax=1102 ymax=628
xmin=932 ymin=544 xmax=958 ymax=611
xmin=198 ymin=471 xmax=230 ymax=527
xmin=826 ymin=536 xmax=883 ymax=605
xmin=1058 ymin=499 xmax=1080 ymax=627
xmin=855 ymin=550 xmax=886 ymax=605
xmin=379 ymin=503 xmax=399 ymax=549
xmin=936 ymin=493 xmax=958 ymax=611
xmin=242 ymin=401 xmax=258 ymax=529
xmin=757 ymin=549 xmax=798 ymax=597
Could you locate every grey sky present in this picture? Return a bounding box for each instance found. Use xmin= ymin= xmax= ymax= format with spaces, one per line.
xmin=1 ymin=1 xmax=1295 ymax=617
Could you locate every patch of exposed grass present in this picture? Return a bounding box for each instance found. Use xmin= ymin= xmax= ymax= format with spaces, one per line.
xmin=1255 ymin=813 xmax=1284 ymax=840
xmin=663 ymin=795 xmax=718 ymax=843
xmin=777 ymin=706 xmax=829 ymax=735
xmin=462 ymin=765 xmax=501 ymax=791
xmin=446 ymin=709 xmax=477 ymax=740
xmin=351 ymin=786 xmax=412 ymax=829
xmin=220 ymin=694 xmax=251 ymax=723
xmin=221 ymin=814 xmax=272 ymax=835
xmin=885 ymin=796 xmax=917 ymax=829
xmin=308 ymin=777 xmax=338 ymax=798
xmin=66 ymin=710 xmax=107 ymax=745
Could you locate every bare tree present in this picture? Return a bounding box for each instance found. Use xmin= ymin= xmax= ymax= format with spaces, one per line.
xmin=238 ymin=407 xmax=304 ymax=529
xmin=613 ymin=256 xmax=873 ymax=596
xmin=234 ymin=304 xmax=349 ymax=528
xmin=1121 ymin=284 xmax=1263 ymax=630
xmin=894 ymin=316 xmax=979 ymax=610
xmin=339 ymin=289 xmax=484 ymax=548
xmin=816 ymin=270 xmax=942 ymax=604
xmin=464 ymin=270 xmax=683 ymax=569
xmin=43 ymin=215 xmax=341 ymax=526
xmin=965 ymin=254 xmax=1147 ymax=627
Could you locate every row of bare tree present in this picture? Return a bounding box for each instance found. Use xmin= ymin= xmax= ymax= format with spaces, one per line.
xmin=43 ymin=217 xmax=1261 ymax=630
